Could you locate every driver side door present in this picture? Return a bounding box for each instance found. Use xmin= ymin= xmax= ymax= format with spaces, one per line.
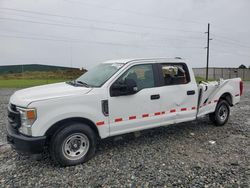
xmin=108 ymin=63 xmax=162 ymax=136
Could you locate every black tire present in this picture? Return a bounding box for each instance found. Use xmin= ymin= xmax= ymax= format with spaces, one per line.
xmin=209 ymin=100 xmax=230 ymax=126
xmin=49 ymin=122 xmax=97 ymax=166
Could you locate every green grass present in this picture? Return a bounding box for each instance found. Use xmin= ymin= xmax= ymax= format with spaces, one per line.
xmin=0 ymin=74 xmax=215 ymax=88
xmin=0 ymin=70 xmax=84 ymax=88
xmin=195 ymin=76 xmax=206 ymax=83
xmin=0 ymin=79 xmax=67 ymax=88
xmin=195 ymin=76 xmax=215 ymax=83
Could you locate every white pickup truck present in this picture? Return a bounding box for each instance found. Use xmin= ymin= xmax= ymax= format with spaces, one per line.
xmin=7 ymin=58 xmax=243 ymax=166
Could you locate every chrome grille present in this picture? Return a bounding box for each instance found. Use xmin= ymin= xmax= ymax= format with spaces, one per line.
xmin=7 ymin=104 xmax=21 ymax=129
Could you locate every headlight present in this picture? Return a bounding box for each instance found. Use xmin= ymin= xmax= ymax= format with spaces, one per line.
xmin=16 ymin=107 xmax=37 ymax=135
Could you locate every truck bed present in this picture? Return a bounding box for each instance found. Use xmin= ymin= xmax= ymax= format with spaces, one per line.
xmin=197 ymin=78 xmax=242 ymax=117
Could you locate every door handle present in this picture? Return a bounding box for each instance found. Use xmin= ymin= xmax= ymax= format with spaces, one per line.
xmin=151 ymin=94 xmax=160 ymax=100
xmin=187 ymin=90 xmax=195 ymax=95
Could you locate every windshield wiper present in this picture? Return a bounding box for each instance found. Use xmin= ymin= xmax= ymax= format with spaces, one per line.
xmin=66 ymin=80 xmax=75 ymax=86
xmin=66 ymin=80 xmax=91 ymax=87
xmin=66 ymin=80 xmax=89 ymax=87
xmin=75 ymin=80 xmax=90 ymax=87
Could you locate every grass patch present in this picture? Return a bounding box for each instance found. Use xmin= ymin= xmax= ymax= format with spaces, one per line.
xmin=0 ymin=79 xmax=67 ymax=88
xmin=195 ymin=76 xmax=206 ymax=83
xmin=0 ymin=70 xmax=84 ymax=80
xmin=195 ymin=76 xmax=215 ymax=83
xmin=0 ymin=70 xmax=85 ymax=88
xmin=0 ymin=73 xmax=216 ymax=88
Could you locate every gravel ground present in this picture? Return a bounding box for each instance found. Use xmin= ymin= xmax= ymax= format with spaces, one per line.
xmin=0 ymin=84 xmax=249 ymax=187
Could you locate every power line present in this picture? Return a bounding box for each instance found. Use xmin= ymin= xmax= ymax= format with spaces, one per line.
xmin=62 ymin=0 xmax=206 ymax=26
xmin=0 ymin=17 xmax=142 ymax=35
xmin=1 ymin=11 xmax=74 ymax=25
xmin=0 ymin=16 xmax=206 ymax=40
xmin=212 ymin=40 xmax=250 ymax=50
xmin=211 ymin=48 xmax=250 ymax=58
xmin=0 ymin=16 xmax=206 ymax=42
xmin=212 ymin=24 xmax=249 ymax=36
xmin=212 ymin=33 xmax=250 ymax=45
xmin=0 ymin=33 xmax=204 ymax=49
xmin=3 ymin=27 xmax=205 ymax=47
xmin=0 ymin=7 xmax=204 ymax=34
xmin=212 ymin=36 xmax=250 ymax=49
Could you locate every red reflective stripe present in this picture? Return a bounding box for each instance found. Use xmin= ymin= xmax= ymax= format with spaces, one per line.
xmin=129 ymin=116 xmax=136 ymax=120
xmin=170 ymin=109 xmax=176 ymax=113
xmin=142 ymin=114 xmax=149 ymax=118
xmin=214 ymin=100 xmax=218 ymax=103
xmin=235 ymin=94 xmax=240 ymax=97
xmin=240 ymin=80 xmax=243 ymax=96
xmin=115 ymin=118 xmax=123 ymax=122
xmin=181 ymin=108 xmax=187 ymax=111
xmin=161 ymin=111 xmax=165 ymax=114
xmin=154 ymin=112 xmax=161 ymax=116
xmin=192 ymin=106 xmax=196 ymax=110
xmin=96 ymin=121 xmax=104 ymax=126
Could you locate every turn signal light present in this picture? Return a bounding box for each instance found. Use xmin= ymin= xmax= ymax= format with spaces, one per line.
xmin=26 ymin=110 xmax=36 ymax=120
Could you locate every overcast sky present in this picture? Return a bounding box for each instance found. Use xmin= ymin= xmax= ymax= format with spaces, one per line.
xmin=0 ymin=0 xmax=250 ymax=69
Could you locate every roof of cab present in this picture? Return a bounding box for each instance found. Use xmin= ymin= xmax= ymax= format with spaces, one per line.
xmin=103 ymin=57 xmax=185 ymax=64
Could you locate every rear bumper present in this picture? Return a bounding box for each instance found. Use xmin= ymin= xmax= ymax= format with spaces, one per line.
xmin=6 ymin=123 xmax=46 ymax=154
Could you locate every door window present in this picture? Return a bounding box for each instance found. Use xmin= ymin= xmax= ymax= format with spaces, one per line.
xmin=117 ymin=64 xmax=155 ymax=91
xmin=161 ymin=64 xmax=190 ymax=85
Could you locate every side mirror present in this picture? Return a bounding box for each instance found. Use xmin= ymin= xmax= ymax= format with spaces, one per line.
xmin=111 ymin=78 xmax=138 ymax=96
xmin=125 ymin=78 xmax=138 ymax=94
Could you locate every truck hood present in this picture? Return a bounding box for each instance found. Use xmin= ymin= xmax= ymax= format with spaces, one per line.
xmin=10 ymin=82 xmax=93 ymax=107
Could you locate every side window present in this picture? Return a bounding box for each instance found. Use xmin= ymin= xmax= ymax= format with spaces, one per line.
xmin=117 ymin=64 xmax=155 ymax=91
xmin=161 ymin=64 xmax=190 ymax=85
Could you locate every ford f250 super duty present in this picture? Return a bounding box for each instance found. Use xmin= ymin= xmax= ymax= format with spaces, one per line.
xmin=6 ymin=58 xmax=243 ymax=166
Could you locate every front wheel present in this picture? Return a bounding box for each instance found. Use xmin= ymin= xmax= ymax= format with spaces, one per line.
xmin=49 ymin=123 xmax=97 ymax=166
xmin=209 ymin=100 xmax=230 ymax=126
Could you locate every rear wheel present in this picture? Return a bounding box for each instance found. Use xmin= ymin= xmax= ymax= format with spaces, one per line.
xmin=209 ymin=100 xmax=230 ymax=126
xmin=49 ymin=123 xmax=97 ymax=166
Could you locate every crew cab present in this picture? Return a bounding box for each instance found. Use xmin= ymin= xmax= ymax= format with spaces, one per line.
xmin=6 ymin=58 xmax=243 ymax=166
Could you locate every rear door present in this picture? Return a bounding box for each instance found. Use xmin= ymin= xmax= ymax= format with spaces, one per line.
xmin=157 ymin=63 xmax=198 ymax=123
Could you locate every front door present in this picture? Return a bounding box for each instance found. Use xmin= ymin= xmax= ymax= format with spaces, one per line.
xmin=108 ymin=63 xmax=162 ymax=136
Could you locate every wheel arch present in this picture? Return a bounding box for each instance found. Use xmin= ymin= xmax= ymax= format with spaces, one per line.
xmin=45 ymin=117 xmax=101 ymax=143
xmin=219 ymin=92 xmax=233 ymax=106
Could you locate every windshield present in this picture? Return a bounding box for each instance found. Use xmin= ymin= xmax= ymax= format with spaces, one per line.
xmin=76 ymin=63 xmax=124 ymax=87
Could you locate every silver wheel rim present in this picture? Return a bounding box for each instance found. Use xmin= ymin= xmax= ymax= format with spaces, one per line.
xmin=218 ymin=105 xmax=228 ymax=122
xmin=62 ymin=133 xmax=89 ymax=161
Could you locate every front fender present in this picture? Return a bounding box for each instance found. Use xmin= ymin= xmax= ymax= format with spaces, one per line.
xmin=29 ymin=96 xmax=109 ymax=139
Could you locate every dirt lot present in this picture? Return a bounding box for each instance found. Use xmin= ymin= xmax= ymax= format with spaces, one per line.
xmin=0 ymin=83 xmax=249 ymax=187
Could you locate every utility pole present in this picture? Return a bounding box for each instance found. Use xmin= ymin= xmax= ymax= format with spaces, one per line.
xmin=21 ymin=64 xmax=24 ymax=78
xmin=205 ymin=23 xmax=212 ymax=81
xmin=69 ymin=41 xmax=73 ymax=68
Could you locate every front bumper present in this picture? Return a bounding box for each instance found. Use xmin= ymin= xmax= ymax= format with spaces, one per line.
xmin=6 ymin=123 xmax=46 ymax=154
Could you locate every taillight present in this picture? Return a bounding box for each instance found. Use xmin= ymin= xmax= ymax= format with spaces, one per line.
xmin=240 ymin=80 xmax=243 ymax=96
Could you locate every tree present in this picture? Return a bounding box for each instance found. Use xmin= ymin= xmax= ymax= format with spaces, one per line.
xmin=239 ymin=64 xmax=247 ymax=69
